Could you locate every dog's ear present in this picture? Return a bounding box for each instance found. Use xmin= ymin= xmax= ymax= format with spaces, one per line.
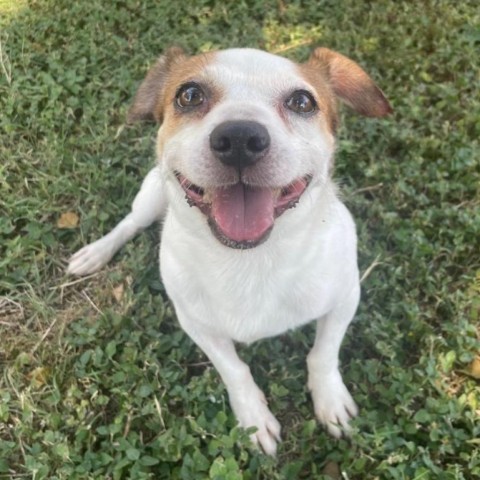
xmin=127 ymin=47 xmax=187 ymax=124
xmin=307 ymin=48 xmax=392 ymax=118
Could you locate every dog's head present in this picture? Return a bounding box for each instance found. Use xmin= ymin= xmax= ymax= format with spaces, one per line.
xmin=128 ymin=47 xmax=391 ymax=248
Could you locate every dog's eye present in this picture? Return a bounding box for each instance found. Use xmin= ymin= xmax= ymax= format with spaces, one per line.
xmin=176 ymin=83 xmax=205 ymax=108
xmin=285 ymin=90 xmax=317 ymax=115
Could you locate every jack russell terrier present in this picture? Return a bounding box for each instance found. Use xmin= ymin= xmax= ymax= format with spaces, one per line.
xmin=68 ymin=46 xmax=391 ymax=455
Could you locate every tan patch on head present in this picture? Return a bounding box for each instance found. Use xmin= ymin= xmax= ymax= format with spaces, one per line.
xmin=127 ymin=47 xmax=186 ymax=123
xmin=127 ymin=49 xmax=220 ymax=125
xmin=297 ymin=62 xmax=339 ymax=134
xmin=156 ymin=51 xmax=222 ymax=140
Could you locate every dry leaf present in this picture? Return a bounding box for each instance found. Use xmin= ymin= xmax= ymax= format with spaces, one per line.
xmin=57 ymin=211 xmax=79 ymax=229
xmin=28 ymin=367 xmax=49 ymax=387
xmin=112 ymin=284 xmax=124 ymax=303
xmin=466 ymin=357 xmax=480 ymax=379
xmin=322 ymin=461 xmax=342 ymax=480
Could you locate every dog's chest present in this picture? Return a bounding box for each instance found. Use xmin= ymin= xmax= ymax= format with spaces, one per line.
xmin=160 ymin=231 xmax=339 ymax=343
xmin=202 ymin=266 xmax=332 ymax=343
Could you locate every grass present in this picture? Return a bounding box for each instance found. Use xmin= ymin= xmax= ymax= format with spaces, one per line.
xmin=0 ymin=0 xmax=479 ymax=478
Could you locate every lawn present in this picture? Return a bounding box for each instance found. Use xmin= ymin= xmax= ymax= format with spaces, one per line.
xmin=0 ymin=0 xmax=479 ymax=478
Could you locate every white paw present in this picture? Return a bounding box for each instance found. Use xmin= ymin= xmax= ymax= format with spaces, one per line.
xmin=67 ymin=237 xmax=115 ymax=276
xmin=309 ymin=369 xmax=358 ymax=438
xmin=229 ymin=385 xmax=281 ymax=456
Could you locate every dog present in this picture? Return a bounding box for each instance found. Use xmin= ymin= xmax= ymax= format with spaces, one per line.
xmin=68 ymin=46 xmax=391 ymax=455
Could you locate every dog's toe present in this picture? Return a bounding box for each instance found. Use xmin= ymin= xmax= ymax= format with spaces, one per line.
xmin=229 ymin=386 xmax=281 ymax=456
xmin=309 ymin=369 xmax=358 ymax=438
xmin=247 ymin=408 xmax=281 ymax=456
xmin=67 ymin=239 xmax=114 ymax=276
xmin=254 ymin=428 xmax=278 ymax=456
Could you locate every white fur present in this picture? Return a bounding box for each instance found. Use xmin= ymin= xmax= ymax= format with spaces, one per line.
xmin=68 ymin=48 xmax=361 ymax=455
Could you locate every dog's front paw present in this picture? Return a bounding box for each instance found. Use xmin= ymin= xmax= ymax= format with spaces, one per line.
xmin=67 ymin=238 xmax=115 ymax=276
xmin=308 ymin=369 xmax=358 ymax=438
xmin=229 ymin=386 xmax=281 ymax=456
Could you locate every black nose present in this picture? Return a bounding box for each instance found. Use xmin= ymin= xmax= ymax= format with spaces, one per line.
xmin=210 ymin=120 xmax=270 ymax=168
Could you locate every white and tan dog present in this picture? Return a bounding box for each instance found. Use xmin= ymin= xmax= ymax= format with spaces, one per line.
xmin=68 ymin=47 xmax=391 ymax=455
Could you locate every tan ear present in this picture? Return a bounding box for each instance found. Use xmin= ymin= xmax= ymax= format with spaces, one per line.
xmin=127 ymin=46 xmax=187 ymax=123
xmin=308 ymin=47 xmax=392 ymax=118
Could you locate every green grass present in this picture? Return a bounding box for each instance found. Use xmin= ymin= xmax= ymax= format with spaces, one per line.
xmin=1 ymin=0 xmax=479 ymax=478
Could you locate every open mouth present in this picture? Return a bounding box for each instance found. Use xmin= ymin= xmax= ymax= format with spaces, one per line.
xmin=175 ymin=172 xmax=312 ymax=249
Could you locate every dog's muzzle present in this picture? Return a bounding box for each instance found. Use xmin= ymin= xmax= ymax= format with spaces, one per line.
xmin=175 ymin=121 xmax=311 ymax=249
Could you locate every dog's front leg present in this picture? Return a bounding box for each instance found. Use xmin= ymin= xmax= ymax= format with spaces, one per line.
xmin=307 ymin=285 xmax=360 ymax=438
xmin=68 ymin=166 xmax=166 ymax=276
xmin=177 ymin=312 xmax=281 ymax=455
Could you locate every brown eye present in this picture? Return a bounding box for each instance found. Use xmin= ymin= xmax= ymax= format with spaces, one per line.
xmin=285 ymin=90 xmax=317 ymax=115
xmin=176 ymin=83 xmax=205 ymax=108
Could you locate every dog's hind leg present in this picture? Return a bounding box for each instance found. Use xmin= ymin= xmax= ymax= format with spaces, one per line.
xmin=67 ymin=166 xmax=166 ymax=276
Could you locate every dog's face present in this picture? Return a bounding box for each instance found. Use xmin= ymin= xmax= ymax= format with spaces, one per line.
xmin=128 ymin=47 xmax=391 ymax=248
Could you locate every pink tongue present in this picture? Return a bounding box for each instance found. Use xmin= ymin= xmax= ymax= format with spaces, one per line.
xmin=211 ymin=183 xmax=274 ymax=243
